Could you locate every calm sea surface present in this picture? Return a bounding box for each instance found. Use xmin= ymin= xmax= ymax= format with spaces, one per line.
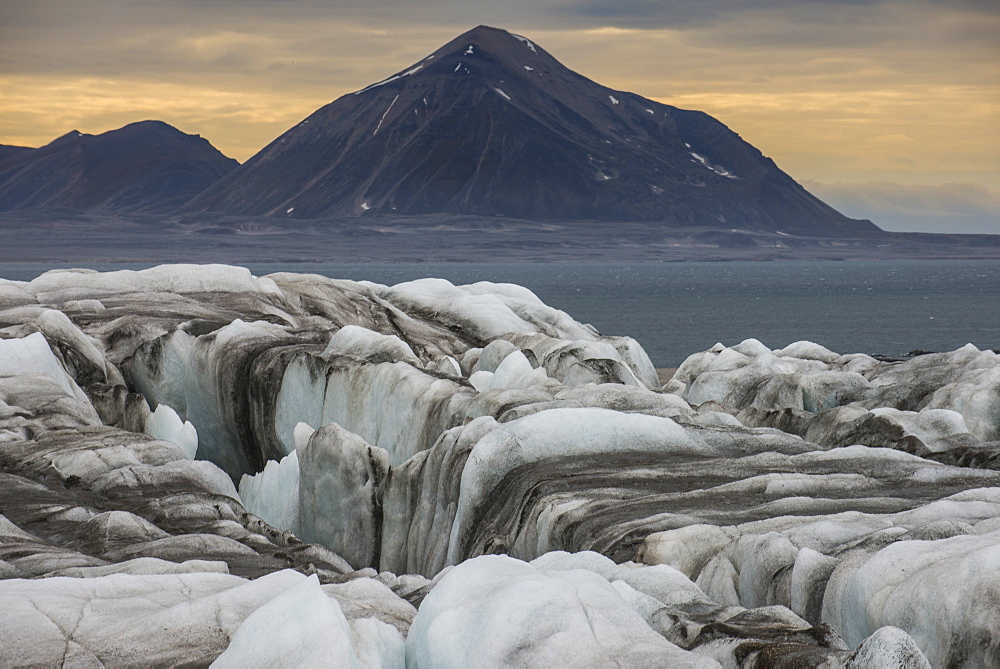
xmin=2 ymin=260 xmax=997 ymax=367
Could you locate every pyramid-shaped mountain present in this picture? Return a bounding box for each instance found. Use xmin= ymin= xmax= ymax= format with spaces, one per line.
xmin=186 ymin=26 xmax=875 ymax=234
xmin=0 ymin=121 xmax=238 ymax=214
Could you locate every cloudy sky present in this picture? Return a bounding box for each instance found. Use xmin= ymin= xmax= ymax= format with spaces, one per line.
xmin=2 ymin=0 xmax=997 ymax=232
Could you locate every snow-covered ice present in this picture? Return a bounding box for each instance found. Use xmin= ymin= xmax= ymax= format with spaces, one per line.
xmin=0 ymin=264 xmax=991 ymax=666
xmin=240 ymin=450 xmax=300 ymax=533
xmin=211 ymin=574 xmax=404 ymax=668
xmin=407 ymin=554 xmax=715 ymax=668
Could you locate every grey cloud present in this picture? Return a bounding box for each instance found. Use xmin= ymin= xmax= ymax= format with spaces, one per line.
xmin=541 ymin=0 xmax=1000 ymax=64
xmin=5 ymin=0 xmax=996 ymax=79
xmin=805 ymin=181 xmax=1000 ymax=234
xmin=549 ymin=0 xmax=995 ymax=29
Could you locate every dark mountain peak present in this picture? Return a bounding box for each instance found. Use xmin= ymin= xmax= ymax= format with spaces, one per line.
xmin=126 ymin=119 xmax=172 ymax=128
xmin=185 ymin=27 xmax=878 ymax=235
xmin=87 ymin=121 xmax=219 ymax=152
xmin=433 ymin=24 xmax=543 ymax=61
xmin=456 ymin=24 xmax=507 ymax=40
xmin=45 ymin=130 xmax=88 ymax=148
xmin=40 ymin=121 xmax=217 ymax=154
xmin=0 ymin=121 xmax=238 ymax=214
xmin=118 ymin=119 xmax=179 ymax=136
xmin=350 ymin=24 xmax=556 ymax=98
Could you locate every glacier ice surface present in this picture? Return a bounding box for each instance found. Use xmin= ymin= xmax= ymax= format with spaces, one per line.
xmin=0 ymin=264 xmax=993 ymax=666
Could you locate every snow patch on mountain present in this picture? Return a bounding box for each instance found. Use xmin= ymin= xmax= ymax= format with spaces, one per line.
xmin=355 ymin=66 xmax=423 ymax=95
xmin=512 ymin=33 xmax=537 ymax=53
xmin=690 ymin=152 xmax=739 ymax=179
xmin=373 ymin=95 xmax=399 ymax=136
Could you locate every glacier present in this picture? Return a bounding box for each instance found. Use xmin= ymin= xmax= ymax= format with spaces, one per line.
xmin=1 ymin=263 xmax=998 ymax=666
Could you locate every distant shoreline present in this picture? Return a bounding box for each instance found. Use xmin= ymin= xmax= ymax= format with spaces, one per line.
xmin=1 ymin=211 xmax=998 ymax=264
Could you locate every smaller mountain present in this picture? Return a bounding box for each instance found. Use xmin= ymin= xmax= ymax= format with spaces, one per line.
xmin=0 ymin=121 xmax=238 ymax=214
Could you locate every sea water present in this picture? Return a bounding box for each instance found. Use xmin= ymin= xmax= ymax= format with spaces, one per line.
xmin=2 ymin=260 xmax=997 ymax=367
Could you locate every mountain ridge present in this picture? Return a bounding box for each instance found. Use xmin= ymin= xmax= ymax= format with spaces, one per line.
xmin=0 ymin=120 xmax=238 ymax=214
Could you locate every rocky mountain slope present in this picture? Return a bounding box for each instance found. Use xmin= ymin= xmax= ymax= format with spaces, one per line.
xmin=186 ymin=26 xmax=875 ymax=235
xmin=0 ymin=144 xmax=33 ymax=165
xmin=0 ymin=120 xmax=237 ymax=214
